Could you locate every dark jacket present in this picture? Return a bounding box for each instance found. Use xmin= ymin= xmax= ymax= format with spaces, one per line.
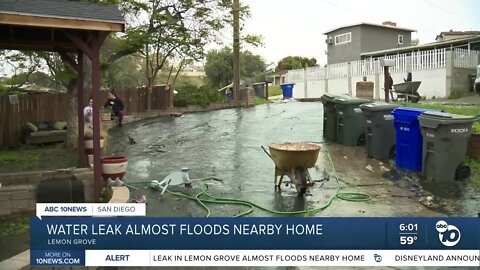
xmin=104 ymin=97 xmax=124 ymax=114
xmin=386 ymin=75 xmax=394 ymax=90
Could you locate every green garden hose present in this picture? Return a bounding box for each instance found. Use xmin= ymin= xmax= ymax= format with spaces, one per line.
xmin=129 ymin=151 xmax=371 ymax=217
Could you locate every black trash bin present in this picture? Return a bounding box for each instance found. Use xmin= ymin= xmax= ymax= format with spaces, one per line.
xmin=334 ymin=96 xmax=371 ymax=146
xmin=37 ymin=178 xmax=85 ymax=203
xmin=321 ymin=94 xmax=339 ymax=142
xmin=360 ymin=103 xmax=400 ymax=160
xmin=419 ymin=111 xmax=475 ymax=182
xmin=320 ymin=94 xmax=350 ymax=142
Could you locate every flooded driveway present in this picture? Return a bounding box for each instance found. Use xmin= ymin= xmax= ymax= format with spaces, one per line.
xmin=107 ymin=101 xmax=479 ymax=218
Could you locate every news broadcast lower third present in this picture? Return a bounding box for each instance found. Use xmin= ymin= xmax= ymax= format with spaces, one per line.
xmin=23 ymin=204 xmax=479 ymax=267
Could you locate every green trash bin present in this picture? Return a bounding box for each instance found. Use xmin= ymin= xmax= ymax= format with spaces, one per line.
xmin=359 ymin=103 xmax=400 ymax=160
xmin=320 ymin=94 xmax=350 ymax=142
xmin=335 ymin=96 xmax=371 ymax=146
xmin=419 ymin=111 xmax=475 ymax=182
xmin=252 ymin=83 xmax=265 ymax=98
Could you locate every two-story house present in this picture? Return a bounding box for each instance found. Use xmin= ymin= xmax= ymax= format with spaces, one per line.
xmin=323 ymin=21 xmax=416 ymax=64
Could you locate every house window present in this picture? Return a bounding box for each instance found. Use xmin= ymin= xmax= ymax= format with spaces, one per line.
xmin=398 ymin=35 xmax=404 ymax=45
xmin=335 ymin=32 xmax=351 ymax=45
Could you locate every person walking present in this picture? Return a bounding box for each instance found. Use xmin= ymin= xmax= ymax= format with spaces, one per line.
xmin=385 ymin=73 xmax=394 ymax=103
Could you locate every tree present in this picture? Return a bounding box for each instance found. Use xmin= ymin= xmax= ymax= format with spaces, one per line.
xmin=204 ymin=47 xmax=266 ymax=89
xmin=0 ymin=51 xmax=43 ymax=90
xmin=411 ymin=38 xmax=420 ymax=46
xmin=1 ymin=0 xmax=260 ymax=148
xmin=275 ymin=56 xmax=317 ymax=71
xmin=127 ymin=0 xmax=234 ymax=109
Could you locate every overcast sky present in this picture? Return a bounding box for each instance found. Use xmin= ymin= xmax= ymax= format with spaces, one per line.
xmin=213 ymin=0 xmax=479 ymax=68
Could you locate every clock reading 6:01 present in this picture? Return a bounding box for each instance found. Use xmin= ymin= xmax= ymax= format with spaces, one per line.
xmin=399 ymin=223 xmax=418 ymax=231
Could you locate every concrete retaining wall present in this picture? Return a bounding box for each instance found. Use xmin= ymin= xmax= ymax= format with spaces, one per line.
xmin=0 ymin=168 xmax=94 ymax=217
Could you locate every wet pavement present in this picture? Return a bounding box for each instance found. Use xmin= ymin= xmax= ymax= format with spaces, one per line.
xmin=107 ymin=101 xmax=479 ymax=218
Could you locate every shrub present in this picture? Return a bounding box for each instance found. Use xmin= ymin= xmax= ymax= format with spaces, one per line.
xmin=448 ymin=89 xmax=463 ymax=99
xmin=174 ymin=84 xmax=225 ymax=108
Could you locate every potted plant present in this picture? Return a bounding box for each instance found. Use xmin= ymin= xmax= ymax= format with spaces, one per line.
xmin=84 ymin=129 xmax=108 ymax=166
xmin=101 ymin=156 xmax=128 ymax=181
xmin=101 ymin=107 xmax=112 ymax=121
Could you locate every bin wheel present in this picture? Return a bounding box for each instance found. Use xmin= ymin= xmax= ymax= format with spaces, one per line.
xmin=410 ymin=92 xmax=420 ymax=103
xmin=389 ymin=145 xmax=396 ymax=160
xmin=296 ymin=186 xmax=307 ymax=196
xmin=357 ymin=134 xmax=366 ymax=146
xmin=455 ymin=164 xmax=471 ymax=181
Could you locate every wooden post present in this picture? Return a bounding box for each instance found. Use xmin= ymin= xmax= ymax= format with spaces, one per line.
xmin=265 ymin=81 xmax=269 ymax=100
xmin=384 ymin=66 xmax=390 ymax=103
xmin=91 ymin=34 xmax=102 ymax=202
xmin=232 ymin=0 xmax=240 ymax=105
xmin=77 ymin=52 xmax=86 ymax=167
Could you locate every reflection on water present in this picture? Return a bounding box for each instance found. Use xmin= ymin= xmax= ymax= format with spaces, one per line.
xmin=421 ymin=180 xmax=480 ymax=216
xmin=108 ymin=102 xmax=479 ymax=217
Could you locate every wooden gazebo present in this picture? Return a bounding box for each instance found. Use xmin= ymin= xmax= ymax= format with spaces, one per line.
xmin=0 ymin=0 xmax=125 ymax=201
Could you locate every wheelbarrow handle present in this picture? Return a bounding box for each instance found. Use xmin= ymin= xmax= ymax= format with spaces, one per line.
xmin=261 ymin=145 xmax=274 ymax=161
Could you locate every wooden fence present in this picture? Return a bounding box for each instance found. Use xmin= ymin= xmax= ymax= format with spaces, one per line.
xmin=0 ymin=85 xmax=173 ymax=148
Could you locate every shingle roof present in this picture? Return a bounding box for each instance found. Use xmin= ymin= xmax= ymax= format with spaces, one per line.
xmin=360 ymin=36 xmax=480 ymax=57
xmin=0 ymin=0 xmax=124 ymax=23
xmin=323 ymin=22 xmax=415 ymax=35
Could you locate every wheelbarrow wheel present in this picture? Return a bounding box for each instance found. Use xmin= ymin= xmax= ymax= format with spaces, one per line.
xmin=410 ymin=92 xmax=420 ymax=103
xmin=296 ymin=169 xmax=307 ymax=196
xmin=296 ymin=185 xmax=307 ymax=196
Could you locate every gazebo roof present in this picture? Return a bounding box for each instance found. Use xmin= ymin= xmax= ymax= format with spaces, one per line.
xmin=0 ymin=0 xmax=126 ymax=201
xmin=0 ymin=0 xmax=125 ymax=33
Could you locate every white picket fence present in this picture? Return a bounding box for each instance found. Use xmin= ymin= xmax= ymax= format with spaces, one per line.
xmin=453 ymin=48 xmax=480 ymax=68
xmin=286 ymin=48 xmax=479 ymax=99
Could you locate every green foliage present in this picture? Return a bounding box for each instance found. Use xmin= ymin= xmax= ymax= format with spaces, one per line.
xmin=205 ymin=47 xmax=233 ymax=89
xmin=465 ymin=158 xmax=480 ymax=185
xmin=204 ymin=47 xmax=266 ymax=89
xmin=448 ymin=89 xmax=464 ymax=99
xmin=174 ymin=85 xmax=225 ymax=108
xmin=99 ymin=187 xmax=113 ymax=203
xmin=254 ymin=97 xmax=268 ymax=105
xmin=0 ymin=216 xmax=30 ymax=237
xmin=275 ymin=56 xmax=317 ymax=71
xmin=0 ymin=144 xmax=77 ymax=173
xmin=401 ymin=103 xmax=480 ymax=133
xmin=267 ymin=85 xmax=282 ymax=96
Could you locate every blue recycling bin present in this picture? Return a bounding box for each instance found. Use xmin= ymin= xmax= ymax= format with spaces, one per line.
xmin=392 ymin=107 xmax=442 ymax=172
xmin=226 ymin=93 xmax=234 ymax=100
xmin=280 ymin=83 xmax=295 ymax=99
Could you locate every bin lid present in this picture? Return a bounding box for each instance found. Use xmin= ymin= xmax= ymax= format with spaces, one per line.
xmin=253 ymin=82 xmax=265 ymax=86
xmin=281 ymin=83 xmax=295 ymax=86
xmin=320 ymin=93 xmax=348 ymax=103
xmin=359 ymin=102 xmax=400 ymax=112
xmin=392 ymin=107 xmax=443 ymax=116
xmin=392 ymin=107 xmax=444 ymax=124
xmin=335 ymin=96 xmax=370 ymax=105
xmin=419 ymin=111 xmax=475 ymax=127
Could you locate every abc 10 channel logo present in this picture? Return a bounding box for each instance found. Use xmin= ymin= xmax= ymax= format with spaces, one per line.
xmin=435 ymin=220 xmax=461 ymax=247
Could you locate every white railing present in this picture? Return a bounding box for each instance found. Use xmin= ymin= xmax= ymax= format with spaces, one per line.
xmin=351 ymin=59 xmax=376 ymax=76
xmin=284 ymin=47 xmax=478 ymax=99
xmin=412 ymin=48 xmax=446 ymax=70
xmin=327 ymin=62 xmax=348 ymax=79
xmin=453 ymin=48 xmax=479 ymax=68
xmin=306 ymin=66 xmax=324 ymax=81
xmin=286 ymin=69 xmax=304 ymax=82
